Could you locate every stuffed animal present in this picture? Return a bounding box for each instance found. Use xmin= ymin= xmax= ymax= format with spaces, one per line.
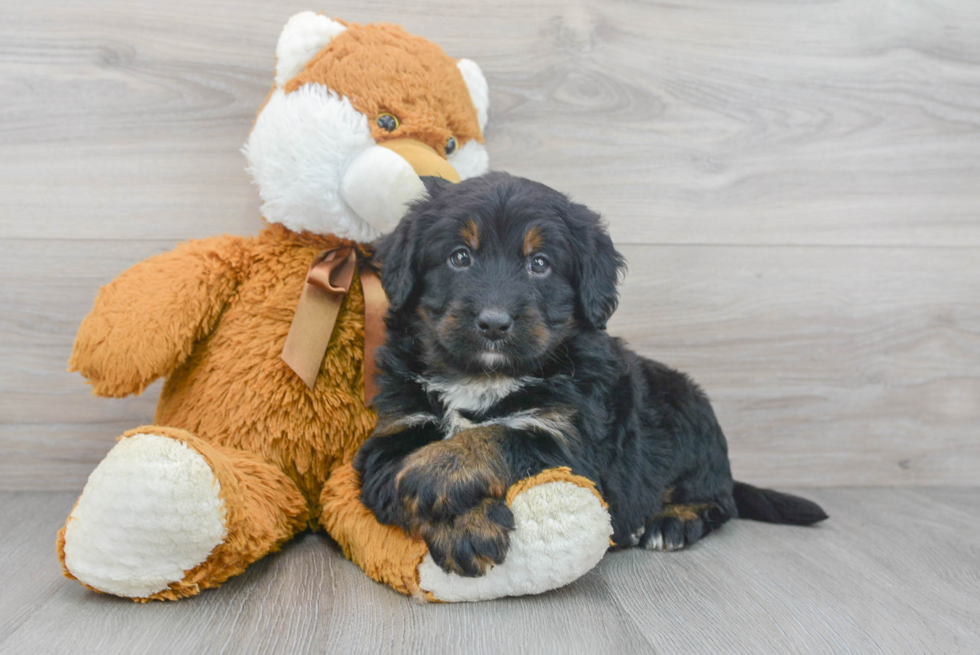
xmin=57 ymin=12 xmax=613 ymax=603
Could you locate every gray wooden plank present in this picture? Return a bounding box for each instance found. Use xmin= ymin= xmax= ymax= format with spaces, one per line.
xmin=1 ymin=0 xmax=979 ymax=245
xmin=2 ymin=489 xmax=978 ymax=654
xmin=605 ymin=488 xmax=980 ymax=653
xmin=2 ymin=239 xmax=977 ymax=489
xmin=0 ymin=493 xmax=653 ymax=655
xmin=611 ymin=244 xmax=980 ymax=487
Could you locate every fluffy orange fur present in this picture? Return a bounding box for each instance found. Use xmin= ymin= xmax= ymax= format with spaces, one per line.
xmin=320 ymin=463 xmax=430 ymax=597
xmin=60 ymin=225 xmax=388 ymax=599
xmin=287 ymin=22 xmax=483 ymax=153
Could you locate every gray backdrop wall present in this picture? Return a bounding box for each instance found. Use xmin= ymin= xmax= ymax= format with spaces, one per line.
xmin=2 ymin=0 xmax=978 ymax=490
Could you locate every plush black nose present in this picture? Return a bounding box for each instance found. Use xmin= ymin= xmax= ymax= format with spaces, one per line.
xmin=476 ymin=310 xmax=513 ymax=340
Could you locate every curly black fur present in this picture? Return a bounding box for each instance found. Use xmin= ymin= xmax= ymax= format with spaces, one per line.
xmin=354 ymin=172 xmax=827 ymax=577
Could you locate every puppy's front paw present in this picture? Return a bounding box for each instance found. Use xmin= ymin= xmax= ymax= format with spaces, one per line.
xmin=421 ymin=499 xmax=515 ymax=577
xmin=396 ymin=431 xmax=507 ymax=523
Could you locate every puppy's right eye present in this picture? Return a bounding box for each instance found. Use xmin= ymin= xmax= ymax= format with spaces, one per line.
xmin=449 ymin=248 xmax=472 ymax=268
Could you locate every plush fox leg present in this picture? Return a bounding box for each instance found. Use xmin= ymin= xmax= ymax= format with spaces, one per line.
xmin=319 ymin=464 xmax=431 ymax=598
xmin=321 ymin=464 xmax=612 ymax=602
xmin=58 ymin=426 xmax=308 ymax=601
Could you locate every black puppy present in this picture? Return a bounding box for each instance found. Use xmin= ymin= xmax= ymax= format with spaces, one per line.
xmin=355 ymin=172 xmax=827 ymax=577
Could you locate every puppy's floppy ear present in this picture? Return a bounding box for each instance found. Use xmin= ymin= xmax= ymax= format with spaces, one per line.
xmin=567 ymin=201 xmax=626 ymax=330
xmin=420 ymin=175 xmax=453 ymax=198
xmin=373 ymin=210 xmax=420 ymax=314
xmin=375 ymin=180 xmax=449 ymax=312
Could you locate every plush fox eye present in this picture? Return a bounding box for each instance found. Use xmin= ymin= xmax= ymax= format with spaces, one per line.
xmin=528 ymin=254 xmax=550 ymax=275
xmin=445 ymin=136 xmax=458 ymax=156
xmin=377 ymin=113 xmax=399 ymax=132
xmin=449 ymin=247 xmax=472 ymax=268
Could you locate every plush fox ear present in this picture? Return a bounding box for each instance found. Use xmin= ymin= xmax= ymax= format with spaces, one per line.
xmin=457 ymin=59 xmax=489 ymax=132
xmin=275 ymin=12 xmax=346 ymax=87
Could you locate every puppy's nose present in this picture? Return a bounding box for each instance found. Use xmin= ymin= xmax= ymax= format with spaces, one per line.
xmin=476 ymin=309 xmax=513 ymax=341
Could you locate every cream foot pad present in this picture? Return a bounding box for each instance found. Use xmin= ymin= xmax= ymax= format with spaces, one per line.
xmin=62 ymin=433 xmax=227 ymax=598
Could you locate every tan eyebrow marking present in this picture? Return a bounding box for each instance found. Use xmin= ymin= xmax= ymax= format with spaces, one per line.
xmin=460 ymin=219 xmax=480 ymax=250
xmin=523 ymin=226 xmax=544 ymax=256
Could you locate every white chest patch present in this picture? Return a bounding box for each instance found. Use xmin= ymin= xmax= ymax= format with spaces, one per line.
xmin=423 ymin=375 xmax=533 ymax=414
xmin=420 ymin=375 xmax=539 ymax=438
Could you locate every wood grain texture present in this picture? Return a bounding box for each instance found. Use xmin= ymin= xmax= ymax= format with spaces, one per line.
xmin=1 ymin=0 xmax=979 ymax=489
xmin=611 ymin=244 xmax=980 ymax=486
xmin=2 ymin=489 xmax=978 ymax=654
xmin=2 ymin=0 xmax=979 ymax=245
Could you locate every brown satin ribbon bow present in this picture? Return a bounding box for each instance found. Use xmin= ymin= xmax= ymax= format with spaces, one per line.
xmin=281 ymin=246 xmax=388 ymax=405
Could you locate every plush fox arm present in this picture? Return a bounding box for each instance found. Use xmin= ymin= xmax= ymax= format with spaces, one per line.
xmin=69 ymin=235 xmax=250 ymax=397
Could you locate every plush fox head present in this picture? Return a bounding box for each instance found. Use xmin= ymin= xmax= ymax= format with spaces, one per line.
xmin=244 ymin=12 xmax=490 ymax=242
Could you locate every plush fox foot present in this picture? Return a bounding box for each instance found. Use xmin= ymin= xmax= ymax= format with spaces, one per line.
xmin=58 ymin=427 xmax=307 ymax=601
xmin=60 ymin=432 xmax=226 ymax=598
xmin=322 ymin=465 xmax=613 ymax=602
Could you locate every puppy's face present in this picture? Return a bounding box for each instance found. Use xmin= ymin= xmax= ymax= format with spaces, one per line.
xmin=376 ymin=173 xmax=625 ymax=376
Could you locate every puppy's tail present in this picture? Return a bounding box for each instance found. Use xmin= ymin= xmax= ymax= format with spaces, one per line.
xmin=732 ymin=481 xmax=828 ymax=525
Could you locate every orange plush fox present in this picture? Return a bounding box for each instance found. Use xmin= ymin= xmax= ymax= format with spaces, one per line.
xmin=57 ymin=12 xmax=612 ymax=603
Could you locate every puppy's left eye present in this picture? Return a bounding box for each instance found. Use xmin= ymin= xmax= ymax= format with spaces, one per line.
xmin=528 ymin=255 xmax=551 ymax=275
xmin=445 ymin=136 xmax=457 ymax=156
xmin=449 ymin=247 xmax=472 ymax=268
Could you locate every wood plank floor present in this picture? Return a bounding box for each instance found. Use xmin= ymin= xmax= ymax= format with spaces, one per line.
xmin=2 ymin=488 xmax=978 ymax=654
xmin=2 ymin=0 xmax=979 ymax=489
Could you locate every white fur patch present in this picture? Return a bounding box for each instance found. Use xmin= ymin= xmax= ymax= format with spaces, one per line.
xmin=422 ymin=375 xmax=574 ymax=439
xmin=489 ymin=409 xmax=576 ymax=442
xmin=456 ymin=59 xmax=489 ymax=132
xmin=422 ymin=375 xmax=534 ymax=414
xmin=275 ymin=12 xmax=346 ymax=88
xmin=387 ymin=413 xmax=441 ymax=431
xmin=442 ymin=410 xmax=475 ymax=438
xmin=243 ymin=84 xmax=380 ymax=241
xmin=449 ymin=139 xmax=490 ymax=180
xmin=644 ymin=530 xmax=666 ymax=551
xmin=418 ymin=479 xmax=612 ymax=602
xmin=442 ymin=408 xmax=576 ymax=441
xmin=477 ymin=350 xmax=506 ymax=369
xmin=62 ymin=433 xmax=227 ymax=598
xmin=341 ymin=145 xmax=427 ymax=235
